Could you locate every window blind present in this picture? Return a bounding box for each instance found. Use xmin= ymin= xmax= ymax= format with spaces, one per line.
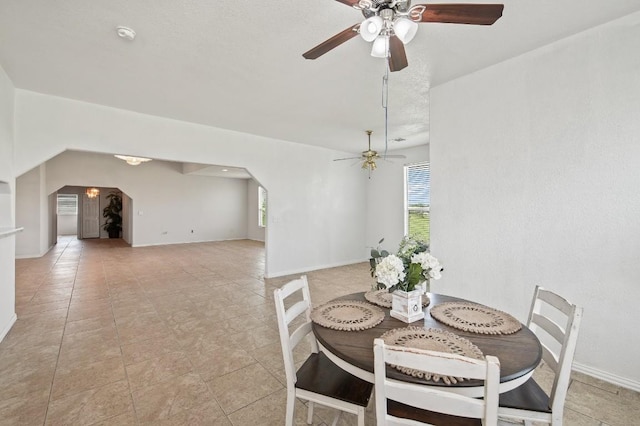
xmin=57 ymin=194 xmax=78 ymax=215
xmin=406 ymin=163 xmax=430 ymax=241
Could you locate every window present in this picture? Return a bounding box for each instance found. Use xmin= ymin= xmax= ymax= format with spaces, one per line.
xmin=405 ymin=162 xmax=430 ymax=241
xmin=258 ymin=186 xmax=267 ymax=228
xmin=57 ymin=194 xmax=78 ymax=215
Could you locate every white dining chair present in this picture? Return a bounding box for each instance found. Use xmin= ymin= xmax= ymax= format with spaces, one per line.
xmin=498 ymin=285 xmax=583 ymax=426
xmin=373 ymin=338 xmax=501 ymax=425
xmin=274 ymin=276 xmax=373 ymax=426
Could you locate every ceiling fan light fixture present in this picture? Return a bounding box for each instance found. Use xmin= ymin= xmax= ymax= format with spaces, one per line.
xmin=371 ymin=35 xmax=389 ymax=58
xmin=114 ymin=154 xmax=152 ymax=166
xmin=360 ymin=16 xmax=384 ymax=42
xmin=393 ymin=17 xmax=418 ymax=44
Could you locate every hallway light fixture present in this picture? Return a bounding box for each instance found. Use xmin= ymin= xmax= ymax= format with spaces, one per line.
xmin=114 ymin=155 xmax=152 ymax=166
xmin=86 ymin=188 xmax=100 ymax=198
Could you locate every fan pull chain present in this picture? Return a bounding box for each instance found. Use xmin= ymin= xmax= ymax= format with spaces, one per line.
xmin=382 ymin=59 xmax=390 ymax=158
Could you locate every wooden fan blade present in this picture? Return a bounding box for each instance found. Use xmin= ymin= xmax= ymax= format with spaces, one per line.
xmin=414 ymin=3 xmax=504 ymax=25
xmin=303 ymin=24 xmax=360 ymax=59
xmin=388 ymin=36 xmax=408 ymax=72
xmin=335 ymin=0 xmax=360 ymax=6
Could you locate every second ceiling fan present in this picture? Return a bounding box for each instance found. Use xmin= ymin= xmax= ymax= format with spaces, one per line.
xmin=303 ymin=1 xmax=504 ymax=71
xmin=334 ymin=130 xmax=407 ymax=174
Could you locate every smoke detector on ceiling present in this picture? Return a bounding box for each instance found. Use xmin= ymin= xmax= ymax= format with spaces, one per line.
xmin=116 ymin=26 xmax=136 ymax=41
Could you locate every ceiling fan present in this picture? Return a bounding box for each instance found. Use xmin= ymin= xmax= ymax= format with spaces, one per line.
xmin=334 ymin=130 xmax=407 ymax=174
xmin=303 ymin=1 xmax=504 ymax=71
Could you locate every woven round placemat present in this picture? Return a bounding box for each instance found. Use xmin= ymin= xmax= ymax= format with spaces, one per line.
xmin=311 ymin=300 xmax=385 ymax=331
xmin=364 ymin=289 xmax=430 ymax=309
xmin=430 ymin=302 xmax=522 ymax=335
xmin=380 ymin=327 xmax=484 ymax=384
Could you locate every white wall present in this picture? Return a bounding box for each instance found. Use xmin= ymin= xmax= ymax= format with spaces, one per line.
xmin=247 ymin=179 xmax=266 ymax=242
xmin=0 ymin=64 xmax=16 ymax=341
xmin=44 ymin=151 xmax=250 ymax=247
xmin=57 ymin=214 xmax=77 ymax=235
xmin=13 ymin=92 xmax=368 ymax=277
xmin=15 ymin=164 xmax=52 ymax=258
xmin=122 ymin=193 xmax=132 ymax=244
xmin=366 ymin=145 xmax=429 ymax=255
xmin=431 ymin=12 xmax=640 ymax=389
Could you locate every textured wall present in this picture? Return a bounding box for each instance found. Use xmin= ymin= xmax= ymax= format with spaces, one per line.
xmin=431 ymin=12 xmax=640 ymax=388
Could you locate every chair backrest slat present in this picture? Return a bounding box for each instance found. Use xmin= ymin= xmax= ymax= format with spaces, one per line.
xmin=531 ymin=312 xmax=566 ymax=345
xmin=285 ymin=299 xmax=309 ymax=326
xmin=374 ymin=338 xmax=500 ymax=425
xmin=540 ymin=344 xmax=559 ymax=373
xmin=527 ymin=285 xmax=583 ymax=412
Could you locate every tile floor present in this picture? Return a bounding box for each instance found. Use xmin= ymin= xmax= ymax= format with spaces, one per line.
xmin=0 ymin=237 xmax=637 ymax=425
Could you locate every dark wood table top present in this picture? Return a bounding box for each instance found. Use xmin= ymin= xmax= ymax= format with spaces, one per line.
xmin=312 ymin=292 xmax=542 ymax=391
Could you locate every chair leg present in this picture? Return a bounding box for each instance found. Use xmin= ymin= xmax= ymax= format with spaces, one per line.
xmin=285 ymin=390 xmax=295 ymax=426
xmin=307 ymin=401 xmax=314 ymax=424
xmin=551 ymin=411 xmax=563 ymax=426
xmin=357 ymin=407 xmax=365 ymax=426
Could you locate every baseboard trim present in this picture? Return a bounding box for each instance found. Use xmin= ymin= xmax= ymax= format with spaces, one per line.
xmin=0 ymin=313 xmax=17 ymax=343
xmin=266 ymin=258 xmax=368 ymax=279
xmin=132 ymin=237 xmax=245 ymax=248
xmin=15 ymin=244 xmax=54 ymax=259
xmin=573 ymin=362 xmax=640 ymax=392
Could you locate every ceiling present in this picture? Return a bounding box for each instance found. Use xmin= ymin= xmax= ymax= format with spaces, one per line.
xmin=1 ymin=0 xmax=639 ymax=156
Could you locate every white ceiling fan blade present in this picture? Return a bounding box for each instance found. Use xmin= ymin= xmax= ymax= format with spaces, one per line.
xmin=333 ymin=157 xmax=363 ymax=161
xmin=381 ymin=154 xmax=407 ymax=159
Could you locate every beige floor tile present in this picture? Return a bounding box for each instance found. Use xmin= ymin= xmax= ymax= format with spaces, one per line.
xmin=0 ymin=325 xmax=64 ymax=352
xmin=71 ymin=287 xmax=110 ymax=302
xmin=57 ymin=328 xmax=121 ymax=368
xmin=3 ymin=238 xmax=638 ymax=426
xmin=206 ymin=363 xmax=283 ymax=414
xmin=121 ymin=335 xmax=184 ymax=366
xmin=566 ymin=380 xmax=640 ymax=425
xmin=63 ymin=314 xmax=116 ymax=336
xmin=126 ymin=351 xmax=193 ymax=390
xmin=0 ymin=389 xmax=50 ymax=425
xmin=86 ymin=408 xmax=138 ymax=426
xmin=0 ymin=359 xmax=57 ymax=400
xmin=67 ymin=302 xmax=113 ymax=322
xmin=227 ymin=388 xmax=323 ymax=425
xmin=45 ymin=380 xmax=133 ymax=425
xmin=225 ymin=324 xmax=280 ymax=352
xmin=562 ymin=407 xmax=603 ymax=425
xmin=17 ymin=300 xmax=70 ymax=316
xmin=131 ymin=372 xmax=215 ymax=423
xmin=51 ymin=356 xmax=126 ymax=400
xmin=140 ymin=400 xmax=228 ymax=425
xmin=170 ymin=317 xmax=227 ymax=350
xmin=116 ymin=313 xmax=172 ymax=344
xmin=188 ymin=343 xmax=257 ymax=381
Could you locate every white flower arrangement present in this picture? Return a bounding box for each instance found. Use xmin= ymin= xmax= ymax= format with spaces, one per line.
xmin=370 ymin=236 xmax=443 ymax=292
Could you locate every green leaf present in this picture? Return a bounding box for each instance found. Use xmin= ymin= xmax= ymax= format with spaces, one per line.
xmin=380 ymin=250 xmax=389 ymax=257
xmin=371 ymin=249 xmax=380 ymax=258
xmin=378 ymin=238 xmax=385 ymax=244
xmin=406 ymin=263 xmax=423 ymax=291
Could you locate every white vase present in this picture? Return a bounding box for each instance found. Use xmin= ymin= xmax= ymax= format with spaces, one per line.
xmin=390 ymin=288 xmax=425 ymax=323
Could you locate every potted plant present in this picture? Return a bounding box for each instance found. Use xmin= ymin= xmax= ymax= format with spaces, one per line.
xmin=370 ymin=236 xmax=443 ymax=323
xmin=102 ymin=190 xmax=122 ymax=239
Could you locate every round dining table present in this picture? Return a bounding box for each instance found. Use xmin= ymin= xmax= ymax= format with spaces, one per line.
xmin=312 ymin=292 xmax=542 ymax=397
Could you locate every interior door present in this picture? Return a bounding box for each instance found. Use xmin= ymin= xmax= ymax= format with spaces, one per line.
xmin=82 ymin=194 xmax=100 ymax=238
